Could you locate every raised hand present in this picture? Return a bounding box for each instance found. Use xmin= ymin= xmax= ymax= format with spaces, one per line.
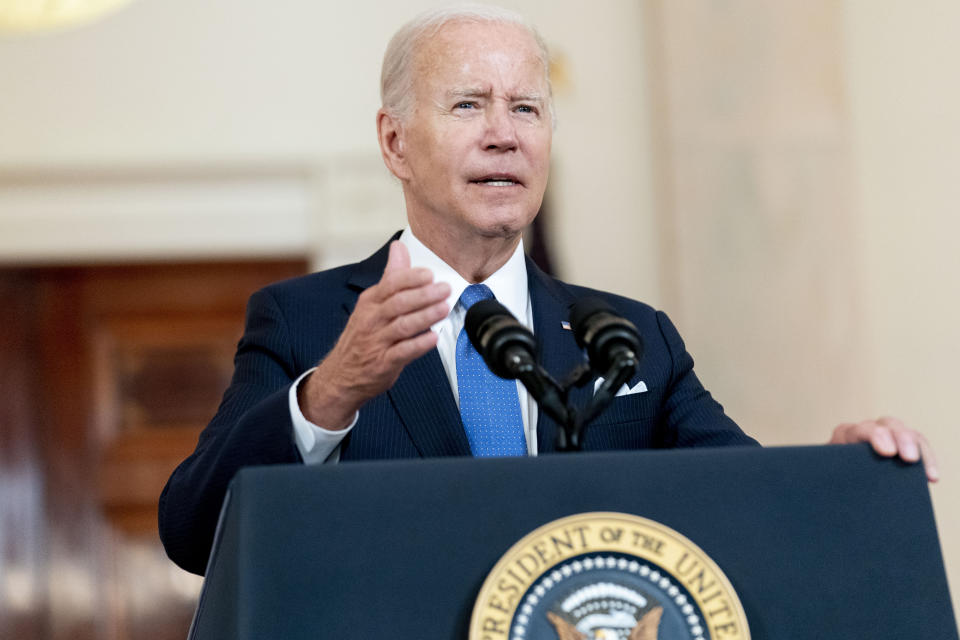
xmin=299 ymin=241 xmax=451 ymax=429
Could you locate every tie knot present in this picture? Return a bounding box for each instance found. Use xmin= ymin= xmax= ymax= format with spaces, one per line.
xmin=459 ymin=283 xmax=495 ymax=311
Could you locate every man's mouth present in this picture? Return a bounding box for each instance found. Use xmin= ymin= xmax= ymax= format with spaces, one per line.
xmin=470 ymin=174 xmax=522 ymax=187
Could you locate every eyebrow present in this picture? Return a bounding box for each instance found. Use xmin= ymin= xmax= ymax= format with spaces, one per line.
xmin=447 ymin=88 xmax=546 ymax=103
xmin=448 ymin=88 xmax=487 ymax=99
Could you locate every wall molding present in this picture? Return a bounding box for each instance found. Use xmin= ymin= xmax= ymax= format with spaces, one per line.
xmin=0 ymin=158 xmax=403 ymax=267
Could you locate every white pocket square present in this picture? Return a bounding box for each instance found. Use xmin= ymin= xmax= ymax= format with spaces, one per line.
xmin=594 ymin=377 xmax=648 ymax=397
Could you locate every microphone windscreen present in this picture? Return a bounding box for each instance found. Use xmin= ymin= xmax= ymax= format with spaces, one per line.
xmin=464 ymin=298 xmax=511 ymax=346
xmin=569 ymin=297 xmax=616 ymax=350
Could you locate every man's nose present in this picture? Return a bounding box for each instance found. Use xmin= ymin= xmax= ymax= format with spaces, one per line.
xmin=483 ymin=104 xmax=519 ymax=151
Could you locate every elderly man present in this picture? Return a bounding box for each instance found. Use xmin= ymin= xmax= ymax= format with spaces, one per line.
xmin=159 ymin=5 xmax=937 ymax=576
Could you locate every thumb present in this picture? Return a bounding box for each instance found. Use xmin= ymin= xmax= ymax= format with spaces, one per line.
xmin=384 ymin=240 xmax=411 ymax=274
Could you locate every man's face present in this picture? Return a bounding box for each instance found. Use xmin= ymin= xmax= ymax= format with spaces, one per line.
xmin=395 ymin=20 xmax=552 ymax=243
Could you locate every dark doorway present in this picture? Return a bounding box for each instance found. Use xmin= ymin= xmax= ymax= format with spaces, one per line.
xmin=0 ymin=258 xmax=307 ymax=640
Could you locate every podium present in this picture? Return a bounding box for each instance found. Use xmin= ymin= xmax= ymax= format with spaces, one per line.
xmin=188 ymin=444 xmax=957 ymax=639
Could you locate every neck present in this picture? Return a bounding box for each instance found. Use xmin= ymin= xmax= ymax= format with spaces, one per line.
xmin=408 ymin=220 xmax=521 ymax=283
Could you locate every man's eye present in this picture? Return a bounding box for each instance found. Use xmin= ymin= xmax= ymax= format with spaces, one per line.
xmin=455 ymin=102 xmax=476 ymax=109
xmin=515 ymin=104 xmax=537 ymax=114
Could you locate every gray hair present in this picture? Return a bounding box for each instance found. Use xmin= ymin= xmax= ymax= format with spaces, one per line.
xmin=380 ymin=4 xmax=553 ymax=123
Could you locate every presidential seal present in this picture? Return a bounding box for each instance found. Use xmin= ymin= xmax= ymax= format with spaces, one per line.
xmin=469 ymin=513 xmax=749 ymax=640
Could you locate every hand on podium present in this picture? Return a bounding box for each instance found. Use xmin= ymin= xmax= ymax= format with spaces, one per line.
xmin=830 ymin=416 xmax=939 ymax=482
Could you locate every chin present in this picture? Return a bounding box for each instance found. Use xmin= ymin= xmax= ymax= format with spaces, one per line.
xmin=467 ymin=221 xmax=526 ymax=242
xmin=483 ymin=224 xmax=524 ymax=239
xmin=467 ymin=208 xmax=538 ymax=239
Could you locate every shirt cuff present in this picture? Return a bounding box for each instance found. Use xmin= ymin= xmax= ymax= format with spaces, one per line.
xmin=288 ymin=367 xmax=359 ymax=464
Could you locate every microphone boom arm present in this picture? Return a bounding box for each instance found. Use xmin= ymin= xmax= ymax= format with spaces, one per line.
xmin=505 ymin=348 xmax=571 ymax=429
xmin=567 ymin=348 xmax=638 ymax=449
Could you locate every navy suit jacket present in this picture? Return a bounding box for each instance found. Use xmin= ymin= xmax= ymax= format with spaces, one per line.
xmin=159 ymin=237 xmax=756 ymax=574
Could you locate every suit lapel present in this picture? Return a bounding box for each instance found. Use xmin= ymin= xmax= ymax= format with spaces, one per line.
xmin=346 ymin=234 xmax=470 ymax=457
xmin=342 ymin=235 xmax=395 ymax=314
xmin=527 ymin=259 xmax=593 ymax=454
xmin=387 ymin=350 xmax=471 ymax=456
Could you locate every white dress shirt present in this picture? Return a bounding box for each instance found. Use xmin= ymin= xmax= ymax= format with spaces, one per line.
xmin=290 ymin=228 xmax=538 ymax=463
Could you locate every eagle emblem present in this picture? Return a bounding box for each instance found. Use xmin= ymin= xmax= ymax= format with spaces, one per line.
xmin=548 ymin=606 xmax=663 ymax=640
xmin=544 ymin=581 xmax=663 ymax=640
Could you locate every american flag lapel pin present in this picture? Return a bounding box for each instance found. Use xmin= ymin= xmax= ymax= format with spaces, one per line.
xmin=561 ymin=321 xmax=571 ymax=330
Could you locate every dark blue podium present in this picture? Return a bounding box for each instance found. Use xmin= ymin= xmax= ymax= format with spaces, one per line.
xmin=188 ymin=444 xmax=957 ymax=639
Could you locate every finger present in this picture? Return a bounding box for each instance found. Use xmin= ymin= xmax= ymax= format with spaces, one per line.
xmin=830 ymin=422 xmax=856 ymax=444
xmin=831 ymin=421 xmax=888 ymax=447
xmin=834 ymin=419 xmax=898 ymax=456
xmin=365 ymin=267 xmax=435 ymax=304
xmin=863 ymin=422 xmax=898 ymax=457
xmin=382 ymin=281 xmax=451 ymax=319
xmin=917 ymin=433 xmax=940 ymax=483
xmin=890 ymin=428 xmax=920 ymax=463
xmin=383 ymin=326 xmax=440 ymax=367
xmin=384 ymin=300 xmax=450 ymax=341
xmin=384 ymin=240 xmax=411 ymax=274
xmin=877 ymin=416 xmax=925 ymax=467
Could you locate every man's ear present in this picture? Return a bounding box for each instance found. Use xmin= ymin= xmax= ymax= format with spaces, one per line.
xmin=377 ymin=108 xmax=411 ymax=181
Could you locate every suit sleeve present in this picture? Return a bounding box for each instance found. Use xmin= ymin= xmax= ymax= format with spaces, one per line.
xmin=158 ymin=288 xmax=305 ymax=575
xmin=655 ymin=310 xmax=759 ymax=448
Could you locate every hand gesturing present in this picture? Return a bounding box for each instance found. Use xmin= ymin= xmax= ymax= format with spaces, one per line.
xmin=300 ymin=241 xmax=451 ymax=429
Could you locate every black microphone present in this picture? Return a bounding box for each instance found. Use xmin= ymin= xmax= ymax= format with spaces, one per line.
xmin=567 ymin=298 xmax=644 ymax=442
xmin=569 ymin=297 xmax=643 ymax=375
xmin=464 ymin=298 xmax=538 ymax=379
xmin=465 ymin=298 xmax=570 ymax=427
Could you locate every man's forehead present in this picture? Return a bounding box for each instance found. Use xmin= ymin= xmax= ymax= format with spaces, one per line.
xmin=412 ymin=22 xmax=549 ymax=94
xmin=414 ymin=20 xmax=546 ymax=76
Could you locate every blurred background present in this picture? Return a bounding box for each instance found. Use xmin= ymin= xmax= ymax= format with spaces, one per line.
xmin=1 ymin=0 xmax=957 ymax=637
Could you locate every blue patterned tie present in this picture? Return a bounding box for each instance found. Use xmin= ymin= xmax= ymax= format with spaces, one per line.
xmin=456 ymin=284 xmax=527 ymax=457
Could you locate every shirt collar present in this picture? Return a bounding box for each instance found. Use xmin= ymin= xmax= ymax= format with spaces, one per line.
xmin=399 ymin=226 xmax=529 ymax=328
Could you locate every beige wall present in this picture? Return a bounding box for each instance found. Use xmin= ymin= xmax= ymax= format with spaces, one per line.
xmin=642 ymin=0 xmax=869 ymax=439
xmin=0 ymin=0 xmax=658 ymax=296
xmin=843 ymin=0 xmax=960 ymax=616
xmin=641 ymin=0 xmax=959 ymax=619
xmin=0 ymin=0 xmax=957 ymax=619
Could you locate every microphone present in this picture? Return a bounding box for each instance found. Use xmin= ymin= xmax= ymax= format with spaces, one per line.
xmin=569 ymin=297 xmax=643 ymax=376
xmin=465 ymin=299 xmax=569 ymax=427
xmin=569 ymin=298 xmax=643 ymax=436
xmin=464 ymin=299 xmax=538 ymax=379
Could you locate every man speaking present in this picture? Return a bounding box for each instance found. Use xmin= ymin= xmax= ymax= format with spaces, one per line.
xmin=159 ymin=4 xmax=936 ymax=576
